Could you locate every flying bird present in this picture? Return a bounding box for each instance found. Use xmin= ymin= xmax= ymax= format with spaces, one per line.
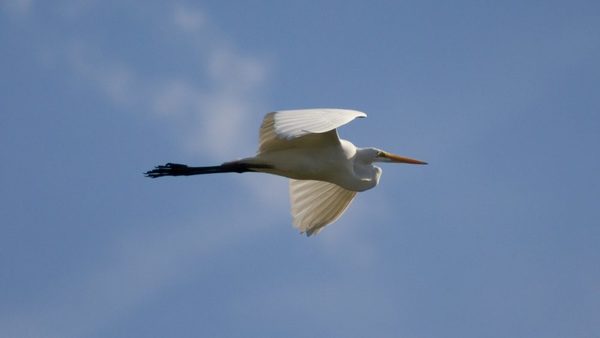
xmin=145 ymin=109 xmax=427 ymax=236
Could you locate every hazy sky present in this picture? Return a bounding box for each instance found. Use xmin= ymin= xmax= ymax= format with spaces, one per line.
xmin=1 ymin=1 xmax=599 ymax=337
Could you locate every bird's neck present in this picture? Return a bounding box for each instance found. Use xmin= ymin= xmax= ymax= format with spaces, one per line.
xmin=347 ymin=164 xmax=381 ymax=192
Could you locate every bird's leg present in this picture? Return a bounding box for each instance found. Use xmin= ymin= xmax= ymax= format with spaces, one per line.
xmin=144 ymin=162 xmax=274 ymax=178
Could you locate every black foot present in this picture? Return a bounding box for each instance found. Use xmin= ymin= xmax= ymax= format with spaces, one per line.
xmin=144 ymin=163 xmax=188 ymax=178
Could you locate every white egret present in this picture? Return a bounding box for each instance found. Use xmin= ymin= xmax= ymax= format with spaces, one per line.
xmin=145 ymin=109 xmax=426 ymax=236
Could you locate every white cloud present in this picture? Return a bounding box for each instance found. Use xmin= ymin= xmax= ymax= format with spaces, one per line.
xmin=59 ymin=6 xmax=269 ymax=160
xmin=207 ymin=46 xmax=267 ymax=91
xmin=0 ymin=2 xmax=276 ymax=337
xmin=155 ymin=45 xmax=268 ymax=157
xmin=152 ymin=79 xmax=198 ymax=117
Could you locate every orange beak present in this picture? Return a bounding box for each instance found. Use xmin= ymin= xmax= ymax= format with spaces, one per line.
xmin=381 ymin=151 xmax=428 ymax=165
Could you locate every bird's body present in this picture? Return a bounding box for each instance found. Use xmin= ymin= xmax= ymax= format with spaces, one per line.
xmin=146 ymin=109 xmax=426 ymax=235
xmin=241 ymin=138 xmax=378 ymax=192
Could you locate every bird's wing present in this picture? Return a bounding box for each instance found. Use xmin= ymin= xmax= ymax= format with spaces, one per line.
xmin=259 ymin=108 xmax=366 ymax=153
xmin=289 ymin=179 xmax=358 ymax=236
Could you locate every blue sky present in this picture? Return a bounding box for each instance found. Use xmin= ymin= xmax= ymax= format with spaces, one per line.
xmin=1 ymin=0 xmax=599 ymax=337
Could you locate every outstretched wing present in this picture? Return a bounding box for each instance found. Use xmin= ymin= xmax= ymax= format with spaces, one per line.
xmin=289 ymin=179 xmax=358 ymax=236
xmin=259 ymin=108 xmax=366 ymax=153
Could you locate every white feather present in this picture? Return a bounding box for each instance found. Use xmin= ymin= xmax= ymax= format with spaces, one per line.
xmin=289 ymin=179 xmax=357 ymax=236
xmin=258 ymin=108 xmax=366 ymax=153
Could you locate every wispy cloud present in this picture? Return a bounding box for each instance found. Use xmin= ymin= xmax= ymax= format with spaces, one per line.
xmin=0 ymin=219 xmax=256 ymax=338
xmin=54 ymin=3 xmax=268 ymax=159
xmin=173 ymin=4 xmax=206 ymax=32
xmin=0 ymin=2 xmax=274 ymax=337
xmin=67 ymin=42 xmax=138 ymax=106
xmin=170 ymin=45 xmax=268 ymax=156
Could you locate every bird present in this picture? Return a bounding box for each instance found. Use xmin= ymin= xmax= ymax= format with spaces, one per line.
xmin=145 ymin=108 xmax=427 ymax=236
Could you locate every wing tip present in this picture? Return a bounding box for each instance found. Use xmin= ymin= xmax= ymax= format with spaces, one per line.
xmin=297 ymin=226 xmax=322 ymax=237
xmin=292 ymin=218 xmax=325 ymax=237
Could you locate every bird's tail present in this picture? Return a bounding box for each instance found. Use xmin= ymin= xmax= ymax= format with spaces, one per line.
xmin=144 ymin=162 xmax=272 ymax=178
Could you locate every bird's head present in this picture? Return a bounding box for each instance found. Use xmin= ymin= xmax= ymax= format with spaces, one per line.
xmin=358 ymin=147 xmax=428 ymax=165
